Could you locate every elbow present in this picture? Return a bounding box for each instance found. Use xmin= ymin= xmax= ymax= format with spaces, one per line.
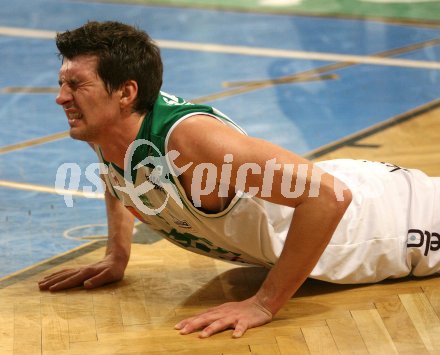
xmin=328 ymin=181 xmax=352 ymax=218
xmin=338 ymin=187 xmax=352 ymax=214
xmin=317 ymin=176 xmax=352 ymax=218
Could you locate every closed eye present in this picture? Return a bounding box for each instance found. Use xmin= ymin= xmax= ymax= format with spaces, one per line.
xmin=58 ymin=79 xmax=80 ymax=90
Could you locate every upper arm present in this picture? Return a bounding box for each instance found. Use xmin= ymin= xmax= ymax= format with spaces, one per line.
xmin=167 ymin=115 xmax=350 ymax=209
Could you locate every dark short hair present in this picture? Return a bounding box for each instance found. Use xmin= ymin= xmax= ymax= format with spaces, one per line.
xmin=56 ymin=21 xmax=163 ymax=114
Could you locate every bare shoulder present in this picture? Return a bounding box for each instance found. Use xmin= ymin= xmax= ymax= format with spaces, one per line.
xmin=167 ymin=114 xmax=246 ymax=165
xmin=168 ymin=115 xmax=241 ymax=146
xmin=167 ymin=114 xmax=311 ymax=168
xmin=165 ymin=114 xmax=346 ymax=209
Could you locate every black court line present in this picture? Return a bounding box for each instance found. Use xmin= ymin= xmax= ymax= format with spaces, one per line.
xmin=305 ymin=98 xmax=440 ymax=160
xmin=0 ymin=223 xmax=160 ymax=289
xmin=0 ymin=240 xmax=106 ymax=289
xmin=346 ymin=143 xmax=382 ymax=149
xmin=192 ymin=36 xmax=440 ymax=104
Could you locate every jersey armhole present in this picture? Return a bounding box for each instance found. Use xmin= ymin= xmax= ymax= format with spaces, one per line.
xmin=163 ymin=112 xmax=244 ymax=218
xmin=93 ymin=144 xmax=121 ymax=200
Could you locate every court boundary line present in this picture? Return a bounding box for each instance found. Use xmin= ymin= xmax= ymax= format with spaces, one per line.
xmin=0 ymin=240 xmax=106 ymax=289
xmin=0 ymin=26 xmax=438 ymax=157
xmin=1 ymin=26 xmax=439 ymax=70
xmin=85 ymin=0 xmax=440 ymax=28
xmin=0 ymin=180 xmax=104 ymax=199
xmin=0 ymin=131 xmax=68 ymax=155
xmin=0 ymin=221 xmax=148 ymax=289
xmin=191 ymin=36 xmax=440 ymax=104
xmin=3 ymin=31 xmax=439 ymax=156
xmin=305 ymin=98 xmax=440 ymax=160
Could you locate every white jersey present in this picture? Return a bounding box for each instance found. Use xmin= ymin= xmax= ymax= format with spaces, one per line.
xmin=312 ymin=159 xmax=440 ymax=283
xmin=96 ymin=93 xmax=440 ymax=284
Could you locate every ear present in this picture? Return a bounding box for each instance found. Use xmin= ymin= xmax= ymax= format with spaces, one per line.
xmin=119 ymin=80 xmax=138 ymax=110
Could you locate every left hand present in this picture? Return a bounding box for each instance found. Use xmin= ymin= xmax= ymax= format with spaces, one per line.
xmin=38 ymin=254 xmax=127 ymax=292
xmin=174 ymin=295 xmax=273 ymax=338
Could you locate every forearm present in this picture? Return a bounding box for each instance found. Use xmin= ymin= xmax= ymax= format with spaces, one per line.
xmin=256 ymin=188 xmax=352 ymax=315
xmin=104 ymin=190 xmax=135 ymax=265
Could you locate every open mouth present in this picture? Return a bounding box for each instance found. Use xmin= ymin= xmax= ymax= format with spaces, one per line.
xmin=68 ymin=112 xmax=83 ymax=120
xmin=67 ymin=112 xmax=83 ymax=126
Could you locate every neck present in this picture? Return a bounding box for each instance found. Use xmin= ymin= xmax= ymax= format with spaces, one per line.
xmin=98 ymin=112 xmax=145 ymax=169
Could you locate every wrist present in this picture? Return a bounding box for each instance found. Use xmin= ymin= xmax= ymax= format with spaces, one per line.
xmin=105 ymin=235 xmax=131 ymax=264
xmin=254 ymin=291 xmax=280 ymax=317
xmin=105 ymin=249 xmax=130 ymax=266
xmin=251 ymin=295 xmax=274 ymax=319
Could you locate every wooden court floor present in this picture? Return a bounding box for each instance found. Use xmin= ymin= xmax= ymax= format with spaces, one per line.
xmin=0 ymin=106 xmax=439 ymax=354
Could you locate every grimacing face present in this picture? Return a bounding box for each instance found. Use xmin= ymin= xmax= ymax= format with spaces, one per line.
xmin=56 ymin=55 xmax=123 ymax=144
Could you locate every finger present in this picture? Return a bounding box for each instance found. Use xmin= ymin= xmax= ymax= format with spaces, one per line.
xmin=39 ymin=268 xmax=74 ymax=281
xmin=38 ymin=270 xmax=80 ymax=290
xmin=83 ymin=269 xmax=117 ymax=289
xmin=175 ymin=303 xmax=238 ymax=332
xmin=38 ymin=269 xmax=74 ymax=286
xmin=174 ymin=312 xmax=211 ymax=330
xmin=48 ymin=270 xmax=90 ymax=292
xmin=232 ymin=319 xmax=249 ymax=339
xmin=179 ymin=313 xmax=221 ymax=335
xmin=174 ymin=320 xmax=188 ymax=330
xmin=199 ymin=318 xmax=235 ymax=338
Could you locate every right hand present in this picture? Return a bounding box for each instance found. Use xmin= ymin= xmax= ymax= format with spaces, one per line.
xmin=38 ymin=254 xmax=127 ymax=292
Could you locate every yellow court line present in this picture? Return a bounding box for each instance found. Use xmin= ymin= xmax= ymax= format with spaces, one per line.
xmin=0 ymin=239 xmax=99 ymax=284
xmin=0 ymin=26 xmax=439 ymax=70
xmin=305 ymin=98 xmax=440 ymax=159
xmin=0 ymin=179 xmax=104 ymax=199
xmin=0 ymin=131 xmax=69 ymax=154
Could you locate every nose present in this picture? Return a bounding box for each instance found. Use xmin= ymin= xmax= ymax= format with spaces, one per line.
xmin=55 ymin=83 xmax=73 ymax=106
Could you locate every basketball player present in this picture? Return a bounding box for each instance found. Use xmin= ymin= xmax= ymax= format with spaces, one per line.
xmin=38 ymin=21 xmax=440 ymax=339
